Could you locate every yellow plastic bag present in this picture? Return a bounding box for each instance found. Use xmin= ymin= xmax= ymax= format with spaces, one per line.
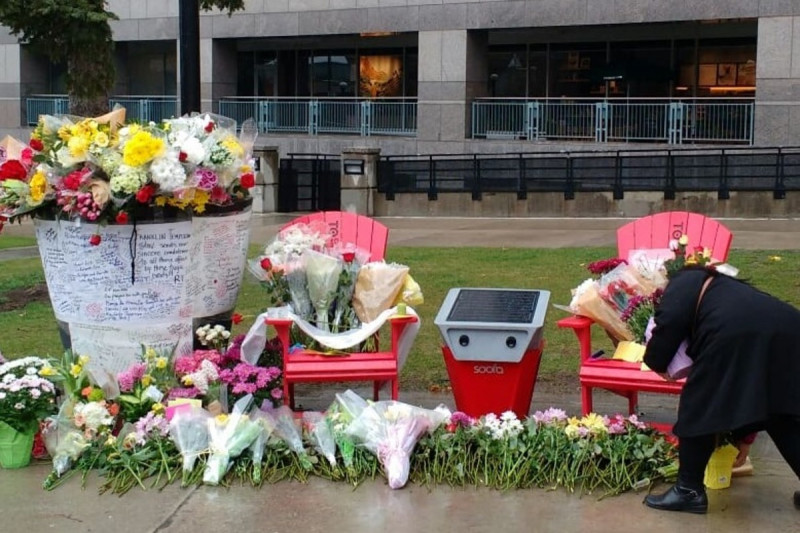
xmin=394 ymin=274 xmax=424 ymax=307
xmin=704 ymin=444 xmax=739 ymax=489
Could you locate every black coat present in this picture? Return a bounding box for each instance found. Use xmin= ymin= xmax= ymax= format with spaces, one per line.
xmin=643 ymin=267 xmax=800 ymax=438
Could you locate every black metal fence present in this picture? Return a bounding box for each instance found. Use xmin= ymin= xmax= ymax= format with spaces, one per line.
xmin=377 ymin=147 xmax=800 ymax=201
xmin=278 ymin=154 xmax=341 ymax=213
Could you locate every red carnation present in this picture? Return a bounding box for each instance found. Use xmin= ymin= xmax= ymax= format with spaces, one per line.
xmin=239 ymin=172 xmax=255 ymax=189
xmin=89 ymin=234 xmax=101 ymax=246
xmin=135 ymin=184 xmax=156 ymax=204
xmin=63 ymin=169 xmax=86 ymax=190
xmin=115 ymin=211 xmax=129 ymax=224
xmin=0 ymin=160 xmax=27 ymax=181
xmin=232 ymin=313 xmax=243 ymax=325
xmin=178 ymin=151 xmax=188 ymax=163
xmin=29 ymin=138 xmax=44 ymax=152
xmin=342 ymin=252 xmax=356 ymax=263
xmin=259 ymin=257 xmax=272 ymax=272
xmin=204 ymin=121 xmax=214 ymax=133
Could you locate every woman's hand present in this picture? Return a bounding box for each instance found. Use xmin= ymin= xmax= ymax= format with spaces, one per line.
xmin=657 ymin=372 xmax=676 ymax=382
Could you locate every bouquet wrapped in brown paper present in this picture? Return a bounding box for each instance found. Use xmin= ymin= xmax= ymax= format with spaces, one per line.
xmin=569 ymin=278 xmax=632 ymax=342
xmin=352 ymin=262 xmax=409 ymax=323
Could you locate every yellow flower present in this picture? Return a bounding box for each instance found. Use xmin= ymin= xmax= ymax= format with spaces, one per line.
xmin=67 ymin=135 xmax=91 ymax=158
xmin=144 ymin=347 xmax=157 ymax=360
xmin=122 ymin=130 xmax=164 ymax=167
xmin=182 ymin=376 xmax=194 ymax=386
xmin=57 ymin=124 xmax=72 ymax=141
xmin=94 ymin=131 xmax=110 ymax=148
xmin=155 ymin=357 xmax=167 ymax=370
xmin=27 ymin=170 xmax=48 ymax=205
xmin=580 ymin=413 xmax=608 ymax=434
xmin=769 ymin=255 xmax=782 ymax=262
xmin=105 ymin=435 xmax=117 ymax=447
xmin=79 ymin=355 xmax=90 ymax=365
xmin=678 ymin=234 xmax=689 ymax=246
xmin=215 ymin=414 xmax=229 ymax=425
xmin=38 ymin=365 xmax=57 ymax=377
xmin=141 ymin=374 xmax=152 ymax=387
xmin=221 ymin=136 xmax=244 ymax=157
xmin=151 ymin=402 xmax=165 ymax=414
xmin=702 ymin=247 xmax=712 ymax=259
xmin=70 ymin=364 xmax=83 ymax=378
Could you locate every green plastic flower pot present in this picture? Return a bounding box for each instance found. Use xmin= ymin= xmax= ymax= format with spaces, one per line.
xmin=0 ymin=421 xmax=35 ymax=469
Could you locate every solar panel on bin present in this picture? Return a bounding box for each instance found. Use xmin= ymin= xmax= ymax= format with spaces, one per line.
xmin=447 ymin=289 xmax=540 ymax=324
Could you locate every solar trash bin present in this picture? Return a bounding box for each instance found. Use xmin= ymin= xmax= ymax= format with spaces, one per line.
xmin=434 ymin=288 xmax=550 ymax=418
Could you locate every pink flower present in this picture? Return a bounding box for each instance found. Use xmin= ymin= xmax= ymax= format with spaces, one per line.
xmin=270 ymin=388 xmax=283 ymax=399
xmin=193 ymin=168 xmax=219 ymax=191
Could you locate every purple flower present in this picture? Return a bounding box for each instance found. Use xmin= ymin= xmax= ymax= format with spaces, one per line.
xmin=450 ymin=411 xmax=474 ymax=428
xmin=270 ymin=388 xmax=283 ymax=399
xmin=193 ymin=168 xmax=219 ymax=190
xmin=167 ymin=386 xmax=201 ymax=400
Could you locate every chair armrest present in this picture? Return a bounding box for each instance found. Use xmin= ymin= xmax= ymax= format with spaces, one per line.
xmin=556 ymin=315 xmax=595 ymax=362
xmin=388 ymin=315 xmax=418 ymax=356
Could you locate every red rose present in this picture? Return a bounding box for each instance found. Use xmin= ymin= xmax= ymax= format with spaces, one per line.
xmin=259 ymin=257 xmax=272 ymax=272
xmin=62 ymin=169 xmax=86 ymax=190
xmin=115 ymin=211 xmax=129 ymax=224
xmin=89 ymin=234 xmax=101 ymax=246
xmin=178 ymin=151 xmax=188 ymax=163
xmin=135 ymin=184 xmax=156 ymax=204
xmin=204 ymin=121 xmax=214 ymax=133
xmin=29 ymin=138 xmax=44 ymax=152
xmin=239 ymin=172 xmax=255 ymax=189
xmin=342 ymin=252 xmax=356 ymax=263
xmin=232 ymin=313 xmax=243 ymax=325
xmin=0 ymin=160 xmax=27 ymax=181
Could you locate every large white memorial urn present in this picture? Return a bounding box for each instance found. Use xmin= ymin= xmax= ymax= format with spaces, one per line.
xmin=35 ymin=200 xmax=252 ymax=374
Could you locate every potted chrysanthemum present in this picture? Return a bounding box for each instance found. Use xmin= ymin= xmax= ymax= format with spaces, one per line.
xmin=0 ymin=357 xmax=58 ymax=468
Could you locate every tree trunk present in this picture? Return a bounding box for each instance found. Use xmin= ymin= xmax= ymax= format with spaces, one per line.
xmin=66 ymin=24 xmax=116 ymax=117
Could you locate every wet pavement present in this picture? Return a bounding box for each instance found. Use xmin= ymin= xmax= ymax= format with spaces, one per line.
xmin=1 ymin=215 xmax=800 ymax=531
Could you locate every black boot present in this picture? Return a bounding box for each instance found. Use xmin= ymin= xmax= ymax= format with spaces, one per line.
xmin=644 ymin=483 xmax=708 ymax=514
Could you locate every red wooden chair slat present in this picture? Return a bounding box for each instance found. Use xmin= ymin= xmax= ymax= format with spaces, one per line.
xmin=561 ymin=211 xmax=733 ymax=426
xmin=270 ymin=211 xmax=413 ymax=409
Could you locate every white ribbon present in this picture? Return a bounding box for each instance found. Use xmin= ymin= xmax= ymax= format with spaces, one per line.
xmin=240 ymin=306 xmax=420 ymax=372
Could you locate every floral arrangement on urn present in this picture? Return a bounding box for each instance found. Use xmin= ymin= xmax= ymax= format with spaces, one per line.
xmin=0 ymin=108 xmax=257 ymax=243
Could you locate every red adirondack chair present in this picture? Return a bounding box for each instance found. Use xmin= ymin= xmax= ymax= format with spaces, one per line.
xmin=265 ymin=211 xmax=417 ymax=409
xmin=557 ymin=211 xmax=733 ymax=422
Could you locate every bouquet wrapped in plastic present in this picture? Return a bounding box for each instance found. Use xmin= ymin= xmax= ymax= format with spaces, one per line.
xmin=346 ymin=400 xmax=448 ymax=489
xmin=168 ymin=405 xmax=211 ymax=478
xmin=41 ymin=403 xmax=91 ymax=477
xmin=203 ymin=395 xmax=261 ymax=485
xmin=267 ymin=405 xmax=312 ymax=469
xmin=326 ymin=390 xmax=369 ymax=471
xmin=302 ymin=411 xmax=337 ymax=467
xmin=304 ymin=249 xmax=343 ymax=331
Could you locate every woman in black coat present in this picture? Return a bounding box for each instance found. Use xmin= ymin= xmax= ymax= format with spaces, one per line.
xmin=643 ymin=266 xmax=800 ymax=514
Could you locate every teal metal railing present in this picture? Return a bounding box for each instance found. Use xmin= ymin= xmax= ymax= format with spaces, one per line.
xmin=25 ymin=95 xmax=179 ymax=126
xmin=218 ymin=97 xmax=417 ymax=137
xmin=472 ymin=97 xmax=755 ymax=145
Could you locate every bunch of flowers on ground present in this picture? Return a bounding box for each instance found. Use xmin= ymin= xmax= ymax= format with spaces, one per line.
xmin=35 ymin=385 xmax=676 ymax=497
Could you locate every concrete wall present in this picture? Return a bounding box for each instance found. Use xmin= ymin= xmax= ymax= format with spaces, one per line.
xmin=375 ymin=190 xmax=800 ymax=219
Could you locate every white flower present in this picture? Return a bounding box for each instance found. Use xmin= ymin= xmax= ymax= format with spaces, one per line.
xmin=149 ymin=154 xmax=187 ymax=192
xmin=179 ymin=136 xmax=206 ymax=166
xmin=29 ymin=388 xmax=41 ymax=399
xmin=74 ymin=401 xmax=114 ymax=431
xmin=668 ymin=239 xmax=679 ymax=251
xmin=14 ymin=402 xmax=25 ymax=410
xmin=0 ymin=392 xmax=6 ymax=399
xmin=26 ymin=367 xmax=37 ymax=375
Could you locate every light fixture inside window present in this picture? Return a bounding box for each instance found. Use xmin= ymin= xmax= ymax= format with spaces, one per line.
xmin=507 ymin=54 xmax=523 ymax=69
xmin=343 ymin=159 xmax=365 ymax=175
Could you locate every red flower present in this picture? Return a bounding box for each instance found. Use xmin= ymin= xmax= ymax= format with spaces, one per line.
xmin=342 ymin=252 xmax=356 ymax=263
xmin=115 ymin=211 xmax=129 ymax=224
xmin=446 ymin=422 xmax=458 ymax=433
xmin=260 ymin=258 xmax=272 ymax=272
xmin=89 ymin=234 xmax=101 ymax=246
xmin=178 ymin=151 xmax=188 ymax=163
xmin=62 ymin=169 xmax=86 ymax=190
xmin=0 ymin=160 xmax=27 ymax=181
xmin=29 ymin=138 xmax=44 ymax=152
xmin=135 ymin=184 xmax=156 ymax=204
xmin=108 ymin=403 xmax=120 ymax=416
xmin=204 ymin=121 xmax=215 ymax=133
xmin=232 ymin=313 xmax=244 ymax=325
xmin=81 ymin=386 xmax=94 ymax=398
xmin=239 ymin=172 xmax=255 ymax=189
